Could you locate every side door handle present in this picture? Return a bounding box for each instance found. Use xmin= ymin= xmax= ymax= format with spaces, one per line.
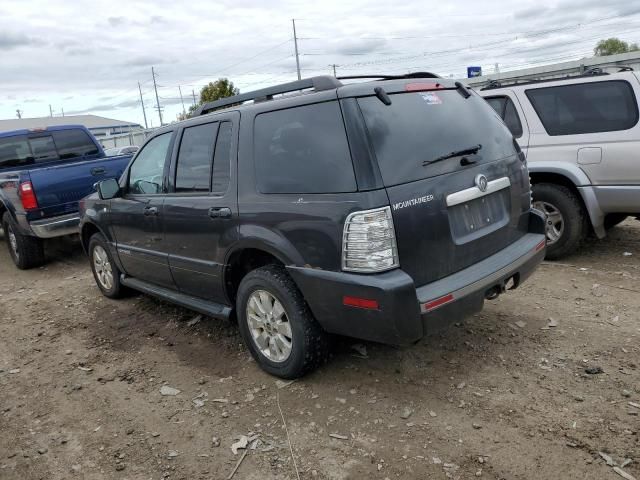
xmin=143 ymin=206 xmax=158 ymax=216
xmin=91 ymin=166 xmax=106 ymax=176
xmin=208 ymin=207 xmax=232 ymax=219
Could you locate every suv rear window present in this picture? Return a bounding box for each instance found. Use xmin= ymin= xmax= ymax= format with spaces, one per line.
xmin=357 ymin=91 xmax=517 ymax=187
xmin=525 ymin=80 xmax=639 ymax=136
xmin=254 ymin=102 xmax=357 ymax=194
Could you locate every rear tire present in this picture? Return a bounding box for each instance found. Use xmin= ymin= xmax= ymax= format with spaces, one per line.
xmin=88 ymin=233 xmax=125 ymax=299
xmin=532 ymin=183 xmax=587 ymax=260
xmin=237 ymin=265 xmax=329 ymax=379
xmin=604 ymin=213 xmax=628 ymax=231
xmin=2 ymin=212 xmax=45 ymax=270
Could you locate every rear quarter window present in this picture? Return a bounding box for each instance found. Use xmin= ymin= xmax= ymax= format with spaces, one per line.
xmin=253 ymin=101 xmax=357 ymax=194
xmin=525 ymin=80 xmax=639 ymax=135
xmin=51 ymin=129 xmax=99 ymax=159
xmin=0 ymin=135 xmax=33 ymax=169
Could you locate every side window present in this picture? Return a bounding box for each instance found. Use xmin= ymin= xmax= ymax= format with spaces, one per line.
xmin=525 ymin=80 xmax=639 ymax=136
xmin=28 ymin=136 xmax=58 ymax=162
xmin=0 ymin=135 xmax=34 ymax=169
xmin=175 ymin=122 xmax=218 ymax=192
xmin=254 ymin=102 xmax=357 ymax=194
xmin=212 ymin=122 xmax=232 ymax=195
xmin=51 ymin=129 xmax=99 ymax=159
xmin=128 ymin=133 xmax=172 ymax=195
xmin=485 ymin=97 xmax=506 ymax=116
xmin=485 ymin=96 xmax=523 ymax=138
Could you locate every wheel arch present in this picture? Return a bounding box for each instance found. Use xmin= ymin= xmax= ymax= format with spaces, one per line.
xmin=223 ymin=235 xmax=304 ymax=308
xmin=529 ymin=168 xmax=604 ymax=237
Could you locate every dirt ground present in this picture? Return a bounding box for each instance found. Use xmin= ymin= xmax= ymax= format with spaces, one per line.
xmin=0 ymin=221 xmax=638 ymax=480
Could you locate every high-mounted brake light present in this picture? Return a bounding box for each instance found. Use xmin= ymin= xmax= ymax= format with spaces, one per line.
xmin=19 ymin=181 xmax=38 ymax=210
xmin=405 ymin=82 xmax=443 ymax=92
xmin=342 ymin=206 xmax=399 ymax=273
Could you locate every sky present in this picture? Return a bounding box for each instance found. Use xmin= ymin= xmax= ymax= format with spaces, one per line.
xmin=1 ymin=0 xmax=640 ymax=127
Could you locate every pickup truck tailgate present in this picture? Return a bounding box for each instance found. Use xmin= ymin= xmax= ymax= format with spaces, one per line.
xmin=29 ymin=154 xmax=130 ymax=218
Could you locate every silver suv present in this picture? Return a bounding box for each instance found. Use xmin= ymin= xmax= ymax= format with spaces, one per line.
xmin=478 ymin=70 xmax=640 ymax=258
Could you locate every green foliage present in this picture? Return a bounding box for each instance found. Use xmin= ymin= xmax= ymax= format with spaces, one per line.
xmin=594 ymin=38 xmax=639 ymax=56
xmin=184 ymin=78 xmax=239 ymax=118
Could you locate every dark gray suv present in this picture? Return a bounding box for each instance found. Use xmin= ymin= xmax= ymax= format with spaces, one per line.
xmin=79 ymin=74 xmax=546 ymax=378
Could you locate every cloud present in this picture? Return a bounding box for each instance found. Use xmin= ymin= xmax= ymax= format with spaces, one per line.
xmin=121 ymin=55 xmax=167 ymax=67
xmin=1 ymin=0 xmax=639 ymax=126
xmin=107 ymin=16 xmax=126 ymax=27
xmin=0 ymin=32 xmax=43 ymax=50
xmin=334 ymin=38 xmax=387 ymax=56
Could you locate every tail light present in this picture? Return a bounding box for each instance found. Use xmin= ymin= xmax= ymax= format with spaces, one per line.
xmin=342 ymin=206 xmax=399 ymax=273
xmin=19 ymin=181 xmax=38 ymax=210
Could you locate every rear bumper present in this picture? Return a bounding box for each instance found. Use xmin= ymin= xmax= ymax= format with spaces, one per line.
xmin=28 ymin=213 xmax=80 ymax=238
xmin=288 ymin=210 xmax=546 ymax=345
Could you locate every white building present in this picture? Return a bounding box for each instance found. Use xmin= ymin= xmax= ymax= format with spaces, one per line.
xmin=0 ymin=114 xmax=143 ymax=139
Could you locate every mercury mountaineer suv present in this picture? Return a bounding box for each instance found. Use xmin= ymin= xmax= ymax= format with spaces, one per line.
xmin=79 ymin=74 xmax=546 ymax=378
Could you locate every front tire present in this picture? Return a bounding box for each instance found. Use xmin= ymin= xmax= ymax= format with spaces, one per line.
xmin=88 ymin=233 xmax=125 ymax=298
xmin=532 ymin=183 xmax=587 ymax=260
xmin=237 ymin=265 xmax=329 ymax=379
xmin=2 ymin=212 xmax=45 ymax=270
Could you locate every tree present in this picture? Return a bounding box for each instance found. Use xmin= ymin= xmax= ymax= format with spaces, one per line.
xmin=184 ymin=78 xmax=239 ymax=118
xmin=594 ymin=37 xmax=639 ymax=56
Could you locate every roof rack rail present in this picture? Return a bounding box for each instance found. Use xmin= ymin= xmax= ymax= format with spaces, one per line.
xmin=618 ymin=66 xmax=634 ymax=72
xmin=337 ymin=72 xmax=440 ymax=81
xmin=195 ymin=75 xmax=342 ymax=116
xmin=479 ymin=69 xmax=611 ymax=91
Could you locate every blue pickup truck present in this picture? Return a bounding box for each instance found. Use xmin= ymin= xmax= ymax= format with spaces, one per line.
xmin=0 ymin=125 xmax=131 ymax=269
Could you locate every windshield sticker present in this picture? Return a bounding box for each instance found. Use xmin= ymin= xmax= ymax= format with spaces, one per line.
xmin=419 ymin=92 xmax=442 ymax=105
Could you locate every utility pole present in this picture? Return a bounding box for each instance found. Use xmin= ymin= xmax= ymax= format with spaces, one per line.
xmin=138 ymin=81 xmax=148 ymax=129
xmin=16 ymin=109 xmax=22 ymax=119
xmin=292 ymin=19 xmax=301 ymax=80
xmin=49 ymin=104 xmax=53 ymax=117
xmin=331 ymin=64 xmax=337 ymax=77
xmin=61 ymin=107 xmax=65 ymax=117
xmin=151 ymin=66 xmax=163 ymax=126
xmin=191 ymin=89 xmax=197 ymax=106
xmin=494 ymin=63 xmax=500 ymax=74
xmin=178 ymin=85 xmax=186 ymax=116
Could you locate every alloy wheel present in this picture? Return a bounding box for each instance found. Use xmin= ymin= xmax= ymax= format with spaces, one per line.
xmin=533 ymin=200 xmax=564 ymax=244
xmin=246 ymin=290 xmax=293 ymax=363
xmin=93 ymin=245 xmax=114 ymax=291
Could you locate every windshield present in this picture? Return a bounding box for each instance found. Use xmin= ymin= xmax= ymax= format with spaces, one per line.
xmin=357 ymin=91 xmax=517 ymax=186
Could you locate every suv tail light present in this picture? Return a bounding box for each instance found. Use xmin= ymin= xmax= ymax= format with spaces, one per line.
xmin=342 ymin=206 xmax=399 ymax=273
xmin=19 ymin=181 xmax=38 ymax=210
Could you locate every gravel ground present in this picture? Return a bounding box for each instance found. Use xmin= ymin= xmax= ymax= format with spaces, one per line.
xmin=0 ymin=220 xmax=639 ymax=480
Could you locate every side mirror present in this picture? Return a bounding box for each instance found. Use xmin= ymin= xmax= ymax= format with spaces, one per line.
xmin=96 ymin=178 xmax=121 ymax=200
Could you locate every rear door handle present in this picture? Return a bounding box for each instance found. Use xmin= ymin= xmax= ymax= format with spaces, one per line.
xmin=143 ymin=206 xmax=158 ymax=216
xmin=91 ymin=167 xmax=106 ymax=176
xmin=208 ymin=207 xmax=232 ymax=219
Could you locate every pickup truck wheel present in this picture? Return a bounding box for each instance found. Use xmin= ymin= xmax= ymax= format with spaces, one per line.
xmin=237 ymin=265 xmax=329 ymax=379
xmin=532 ymin=183 xmax=587 ymax=260
xmin=2 ymin=212 xmax=45 ymax=270
xmin=88 ymin=233 xmax=124 ymax=298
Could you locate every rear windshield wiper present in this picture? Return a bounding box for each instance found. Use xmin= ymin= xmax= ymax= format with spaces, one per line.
xmin=422 ymin=144 xmax=482 ymax=166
